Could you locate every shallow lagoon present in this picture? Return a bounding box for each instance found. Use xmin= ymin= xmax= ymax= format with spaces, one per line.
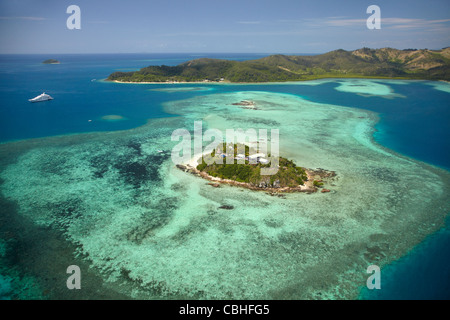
xmin=1 ymin=88 xmax=448 ymax=299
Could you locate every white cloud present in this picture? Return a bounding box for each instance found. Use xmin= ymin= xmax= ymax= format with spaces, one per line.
xmin=323 ymin=19 xmax=367 ymax=27
xmin=318 ymin=17 xmax=450 ymax=31
xmin=87 ymin=21 xmax=110 ymax=24
xmin=0 ymin=16 xmax=46 ymax=21
xmin=383 ymin=18 xmax=450 ymax=30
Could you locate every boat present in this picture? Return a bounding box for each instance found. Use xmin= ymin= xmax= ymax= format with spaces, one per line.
xmin=29 ymin=92 xmax=53 ymax=103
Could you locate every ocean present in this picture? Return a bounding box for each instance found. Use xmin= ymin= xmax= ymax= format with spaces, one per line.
xmin=0 ymin=53 xmax=449 ymax=300
xmin=1 ymin=54 xmax=449 ymax=169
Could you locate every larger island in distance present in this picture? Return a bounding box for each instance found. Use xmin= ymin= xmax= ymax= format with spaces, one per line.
xmin=108 ymin=47 xmax=450 ymax=83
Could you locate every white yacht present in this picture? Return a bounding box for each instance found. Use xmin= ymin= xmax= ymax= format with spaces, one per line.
xmin=29 ymin=92 xmax=53 ymax=103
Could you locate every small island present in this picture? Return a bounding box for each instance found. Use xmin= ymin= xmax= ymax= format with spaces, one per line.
xmin=42 ymin=59 xmax=60 ymax=64
xmin=177 ymin=143 xmax=336 ymax=194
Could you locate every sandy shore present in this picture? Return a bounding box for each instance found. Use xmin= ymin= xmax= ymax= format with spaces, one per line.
xmin=186 ymin=153 xmax=204 ymax=167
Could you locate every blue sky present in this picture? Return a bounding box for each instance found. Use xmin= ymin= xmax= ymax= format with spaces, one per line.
xmin=0 ymin=0 xmax=449 ymax=53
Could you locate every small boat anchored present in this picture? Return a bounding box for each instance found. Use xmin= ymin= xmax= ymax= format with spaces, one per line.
xmin=29 ymin=92 xmax=53 ymax=103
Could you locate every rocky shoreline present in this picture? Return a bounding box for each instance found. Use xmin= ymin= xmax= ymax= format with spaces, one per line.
xmin=232 ymin=100 xmax=260 ymax=110
xmin=176 ymin=163 xmax=337 ymax=194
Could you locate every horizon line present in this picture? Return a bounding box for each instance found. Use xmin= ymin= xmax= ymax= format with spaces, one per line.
xmin=1 ymin=46 xmax=448 ymax=56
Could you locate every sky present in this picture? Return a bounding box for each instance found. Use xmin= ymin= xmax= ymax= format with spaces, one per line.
xmin=0 ymin=0 xmax=449 ymax=54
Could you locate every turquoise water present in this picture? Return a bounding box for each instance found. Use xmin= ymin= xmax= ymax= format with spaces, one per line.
xmin=0 ymin=54 xmax=449 ymax=299
xmin=1 ymin=55 xmax=449 ymax=169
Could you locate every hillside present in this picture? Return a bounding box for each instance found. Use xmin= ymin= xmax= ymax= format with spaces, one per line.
xmin=107 ymin=47 xmax=450 ymax=83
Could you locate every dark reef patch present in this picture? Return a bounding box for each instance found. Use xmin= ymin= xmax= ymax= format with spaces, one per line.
xmin=115 ymin=161 xmax=151 ymax=188
xmin=222 ymin=115 xmax=280 ymax=127
xmin=0 ymin=192 xmax=129 ymax=299
xmin=45 ymin=198 xmax=83 ymax=233
xmin=170 ymin=215 xmax=213 ymax=243
xmin=126 ymin=197 xmax=178 ymax=244
xmin=277 ymin=231 xmax=332 ymax=254
xmin=114 ymin=152 xmax=170 ymax=188
xmin=88 ymin=139 xmax=171 ymax=188
xmin=263 ymin=218 xmax=284 ymax=228
xmin=218 ymin=205 xmax=234 ymax=210
xmin=363 ymin=167 xmax=399 ymax=183
xmin=48 ymin=198 xmax=82 ymax=219
xmin=126 ymin=140 xmax=143 ymax=156
xmin=364 ymin=244 xmax=389 ymax=262
xmin=90 ymin=154 xmax=110 ymax=179
xmin=39 ymin=151 xmax=72 ymax=176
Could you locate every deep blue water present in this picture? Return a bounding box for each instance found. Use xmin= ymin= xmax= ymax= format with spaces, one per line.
xmin=0 ymin=53 xmax=449 ymax=299
xmin=292 ymin=81 xmax=450 ymax=171
xmin=0 ymin=53 xmax=264 ymax=142
xmin=360 ymin=216 xmax=450 ymax=300
xmin=1 ymin=54 xmax=449 ymax=169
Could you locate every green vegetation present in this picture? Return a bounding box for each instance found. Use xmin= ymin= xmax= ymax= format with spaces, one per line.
xmin=313 ymin=180 xmax=324 ymax=187
xmin=196 ymin=143 xmax=308 ymax=188
xmin=107 ymin=47 xmax=450 ymax=83
xmin=42 ymin=59 xmax=60 ymax=64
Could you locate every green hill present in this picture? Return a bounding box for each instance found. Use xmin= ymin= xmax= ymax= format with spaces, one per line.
xmin=107 ymin=47 xmax=450 ymax=83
